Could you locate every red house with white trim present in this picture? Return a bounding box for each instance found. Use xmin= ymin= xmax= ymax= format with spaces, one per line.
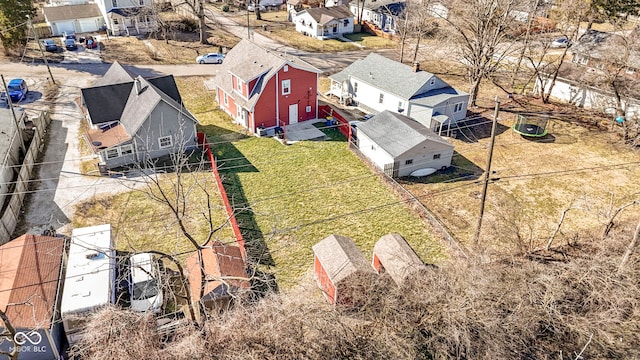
xmin=212 ymin=39 xmax=321 ymax=135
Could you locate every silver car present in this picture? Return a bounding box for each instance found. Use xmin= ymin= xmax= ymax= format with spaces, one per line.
xmin=196 ymin=52 xmax=225 ymax=64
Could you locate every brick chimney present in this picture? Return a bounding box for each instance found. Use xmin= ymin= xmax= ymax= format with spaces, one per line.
xmin=412 ymin=62 xmax=420 ymax=72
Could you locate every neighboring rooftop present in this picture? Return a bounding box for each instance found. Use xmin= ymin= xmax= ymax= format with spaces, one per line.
xmin=571 ymin=29 xmax=640 ymax=69
xmin=302 ymin=5 xmax=354 ymax=25
xmin=42 ymin=3 xmax=102 ymax=22
xmin=187 ymin=241 xmax=250 ymax=304
xmin=0 ymin=234 xmax=65 ymax=328
xmin=330 ymin=53 xmax=440 ymax=100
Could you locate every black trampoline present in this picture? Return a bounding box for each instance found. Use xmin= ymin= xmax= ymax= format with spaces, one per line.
xmin=513 ymin=114 xmax=549 ymax=137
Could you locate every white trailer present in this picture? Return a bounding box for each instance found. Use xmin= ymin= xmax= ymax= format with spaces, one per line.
xmin=60 ymin=224 xmax=117 ymax=345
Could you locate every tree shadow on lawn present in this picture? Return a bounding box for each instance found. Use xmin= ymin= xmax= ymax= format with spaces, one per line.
xmin=398 ymin=151 xmax=483 ymax=185
xmin=213 ymin=137 xmax=276 ymax=269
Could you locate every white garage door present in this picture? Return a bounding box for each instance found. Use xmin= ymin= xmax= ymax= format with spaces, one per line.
xmin=55 ymin=21 xmax=75 ymax=36
xmin=78 ymin=19 xmax=98 ymax=33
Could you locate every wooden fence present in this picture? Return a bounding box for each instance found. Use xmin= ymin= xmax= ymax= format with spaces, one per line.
xmin=0 ymin=111 xmax=51 ymax=244
xmin=197 ymin=133 xmax=246 ymax=259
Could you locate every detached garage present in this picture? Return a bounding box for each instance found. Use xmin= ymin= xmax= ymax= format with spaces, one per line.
xmin=43 ymin=4 xmax=104 ymax=35
xmin=356 ymin=110 xmax=454 ymax=178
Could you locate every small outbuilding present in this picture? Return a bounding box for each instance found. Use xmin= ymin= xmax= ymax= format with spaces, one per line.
xmin=372 ymin=233 xmax=424 ymax=285
xmin=186 ymin=241 xmax=250 ymax=319
xmin=0 ymin=234 xmax=66 ymax=360
xmin=356 ymin=110 xmax=454 ymax=177
xmin=312 ymin=234 xmax=376 ymax=305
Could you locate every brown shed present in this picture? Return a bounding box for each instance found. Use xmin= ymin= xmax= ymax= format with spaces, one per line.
xmin=0 ymin=234 xmax=66 ymax=359
xmin=312 ymin=234 xmax=375 ymax=305
xmin=372 ymin=233 xmax=424 ymax=285
xmin=186 ymin=241 xmax=250 ymax=317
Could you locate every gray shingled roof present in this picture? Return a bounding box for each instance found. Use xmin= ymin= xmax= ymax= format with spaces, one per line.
xmin=120 ymin=76 xmax=198 ymax=136
xmin=213 ymin=39 xmax=321 ymax=111
xmin=93 ymin=61 xmax=135 ymax=87
xmin=329 ymin=53 xmax=436 ymax=100
xmin=358 ymin=0 xmax=405 ymax=10
xmin=302 ymin=5 xmax=353 ymax=25
xmin=372 ymin=233 xmax=424 ymax=285
xmin=411 ymin=86 xmax=468 ymax=107
xmin=312 ymin=234 xmax=374 ymax=284
xmin=81 ymin=82 xmax=133 ymax=124
xmin=357 ymin=110 xmax=453 ymax=158
xmin=43 ymin=3 xmax=102 ymax=22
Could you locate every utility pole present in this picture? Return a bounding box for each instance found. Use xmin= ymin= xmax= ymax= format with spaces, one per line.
xmin=27 ymin=15 xmax=56 ymax=85
xmin=246 ymin=3 xmax=252 ymax=40
xmin=1 ymin=75 xmax=26 ymax=154
xmin=473 ymin=96 xmax=500 ymax=246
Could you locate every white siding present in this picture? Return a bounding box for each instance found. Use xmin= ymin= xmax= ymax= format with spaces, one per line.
xmin=293 ymin=12 xmax=353 ymax=39
xmin=358 ymin=132 xmax=394 ymax=171
xmin=394 ymin=147 xmax=453 ymax=177
xmin=351 ymin=79 xmax=405 ymax=113
xmin=294 ymin=12 xmax=319 ymax=37
xmin=536 ymin=77 xmax=640 ymax=121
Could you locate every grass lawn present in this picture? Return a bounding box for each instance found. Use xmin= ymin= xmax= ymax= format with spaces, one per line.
xmin=186 ymin=77 xmax=446 ymax=288
xmin=72 ymin=169 xmax=236 ymax=261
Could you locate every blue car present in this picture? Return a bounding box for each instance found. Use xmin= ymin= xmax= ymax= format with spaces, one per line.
xmin=1 ymin=79 xmax=28 ymax=103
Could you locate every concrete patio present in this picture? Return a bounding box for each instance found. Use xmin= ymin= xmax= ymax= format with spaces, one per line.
xmin=282 ymin=120 xmax=327 ymax=143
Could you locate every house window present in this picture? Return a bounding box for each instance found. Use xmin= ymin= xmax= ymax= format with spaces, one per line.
xmin=106 ymin=148 xmax=119 ymax=159
xmin=139 ymin=0 xmax=144 ymax=5
xmin=282 ymin=79 xmax=291 ymax=95
xmin=112 ymin=0 xmax=117 ymax=6
xmin=433 ymin=154 xmax=441 ymax=160
xmin=159 ymin=135 xmax=173 ymax=149
xmin=573 ymin=55 xmax=588 ymax=65
xmin=235 ymin=78 xmax=242 ymax=92
xmin=398 ymin=101 xmax=404 ymax=112
xmin=284 ymin=65 xmax=289 ymax=72
xmin=453 ymin=102 xmax=464 ymax=113
xmin=405 ymin=159 xmax=413 ymax=165
xmin=223 ymin=92 xmax=228 ymax=105
xmin=595 ymin=63 xmax=605 ymax=70
xmin=430 ymin=78 xmax=436 ymax=85
xmin=120 ymin=144 xmax=133 ymax=155
xmin=343 ymin=19 xmax=349 ymax=26
xmin=113 ymin=19 xmax=119 ymax=25
xmin=379 ymin=93 xmax=384 ymax=104
xmin=306 ymin=105 xmax=312 ymax=112
xmin=354 ymin=82 xmax=358 ymax=93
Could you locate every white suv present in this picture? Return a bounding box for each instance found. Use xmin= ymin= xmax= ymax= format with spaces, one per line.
xmin=129 ymin=253 xmax=163 ymax=313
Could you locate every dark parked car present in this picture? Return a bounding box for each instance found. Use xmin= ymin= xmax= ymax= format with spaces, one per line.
xmin=0 ymin=78 xmax=29 ymax=103
xmin=42 ymin=39 xmax=58 ymax=52
xmin=62 ymin=32 xmax=76 ymax=40
xmin=65 ymin=38 xmax=77 ymax=51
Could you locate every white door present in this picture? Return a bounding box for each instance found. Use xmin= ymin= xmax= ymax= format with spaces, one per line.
xmin=288 ymin=104 xmax=298 ymax=124
xmin=55 ymin=21 xmax=76 ymax=36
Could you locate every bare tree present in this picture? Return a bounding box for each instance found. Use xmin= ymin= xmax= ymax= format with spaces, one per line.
xmin=539 ymin=0 xmax=592 ymax=103
xmin=437 ymin=0 xmax=523 ymax=106
xmin=174 ymin=0 xmax=208 ymax=43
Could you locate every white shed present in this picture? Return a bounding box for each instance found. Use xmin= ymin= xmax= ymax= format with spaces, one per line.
xmin=357 ymin=111 xmax=454 ymax=177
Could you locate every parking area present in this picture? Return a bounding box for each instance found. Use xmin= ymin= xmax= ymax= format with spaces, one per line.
xmin=61 ymin=38 xmax=103 ymax=64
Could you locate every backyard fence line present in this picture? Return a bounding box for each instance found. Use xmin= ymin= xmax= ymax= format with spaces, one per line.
xmin=197 ymin=132 xmax=247 ymax=259
xmin=1 ymin=111 xmax=51 ymax=244
xmin=319 ymin=105 xmax=350 ymax=138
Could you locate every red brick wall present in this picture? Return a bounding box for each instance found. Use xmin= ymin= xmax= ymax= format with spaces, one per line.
xmin=314 ymin=255 xmax=336 ymax=304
